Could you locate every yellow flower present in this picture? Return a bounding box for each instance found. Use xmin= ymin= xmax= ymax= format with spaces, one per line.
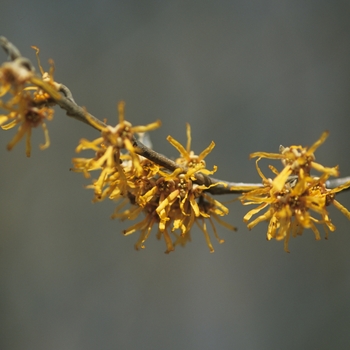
xmin=117 ymin=123 xmax=235 ymax=253
xmin=242 ymin=133 xmax=350 ymax=252
xmin=0 ymin=46 xmax=61 ymax=156
xmin=72 ymin=101 xmax=161 ymax=199
xmin=167 ymin=123 xmax=215 ymax=170
xmin=0 ymin=90 xmax=54 ymax=157
xmin=250 ymin=131 xmax=339 ymax=193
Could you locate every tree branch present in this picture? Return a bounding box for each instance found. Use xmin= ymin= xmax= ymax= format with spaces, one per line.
xmin=1 ymin=36 xmax=349 ymax=196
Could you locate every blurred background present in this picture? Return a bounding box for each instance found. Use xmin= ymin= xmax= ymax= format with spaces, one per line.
xmin=1 ymin=1 xmax=350 ymax=349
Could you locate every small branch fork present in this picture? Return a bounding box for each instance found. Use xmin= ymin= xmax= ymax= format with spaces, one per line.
xmin=0 ymin=36 xmax=348 ymax=194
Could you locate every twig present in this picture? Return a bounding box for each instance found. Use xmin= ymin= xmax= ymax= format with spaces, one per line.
xmin=326 ymin=177 xmax=350 ymax=191
xmin=1 ymin=36 xmax=349 ymax=196
xmin=0 ymin=36 xmax=22 ymax=61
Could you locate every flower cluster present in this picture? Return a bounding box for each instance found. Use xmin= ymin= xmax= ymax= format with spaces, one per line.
xmin=241 ymin=131 xmax=350 ymax=252
xmin=0 ymin=46 xmax=60 ymax=156
xmin=3 ymin=38 xmax=350 ymax=254
xmin=72 ymin=114 xmax=236 ymax=253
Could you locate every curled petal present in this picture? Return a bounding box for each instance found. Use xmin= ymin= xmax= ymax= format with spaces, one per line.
xmin=198 ymin=141 xmax=215 ymax=161
xmin=243 ymin=203 xmax=269 ymax=222
xmin=333 ymin=199 xmax=350 ymax=220
xmin=132 ymin=120 xmax=162 ymax=133
xmin=307 ymin=131 xmax=329 ymax=154
xmin=167 ymin=135 xmax=188 ymax=159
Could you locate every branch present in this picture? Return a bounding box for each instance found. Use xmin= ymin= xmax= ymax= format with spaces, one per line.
xmin=1 ymin=36 xmax=349 ymax=196
xmin=326 ymin=177 xmax=350 ymax=191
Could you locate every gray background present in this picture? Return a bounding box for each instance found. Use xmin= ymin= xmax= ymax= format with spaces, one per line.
xmin=1 ymin=1 xmax=350 ymax=349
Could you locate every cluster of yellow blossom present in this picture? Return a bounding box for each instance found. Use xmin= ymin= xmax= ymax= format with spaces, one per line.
xmin=72 ymin=111 xmax=236 ymax=253
xmin=240 ymin=131 xmax=350 ymax=252
xmin=2 ymin=40 xmax=350 ymax=254
xmin=0 ymin=46 xmax=60 ymax=156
